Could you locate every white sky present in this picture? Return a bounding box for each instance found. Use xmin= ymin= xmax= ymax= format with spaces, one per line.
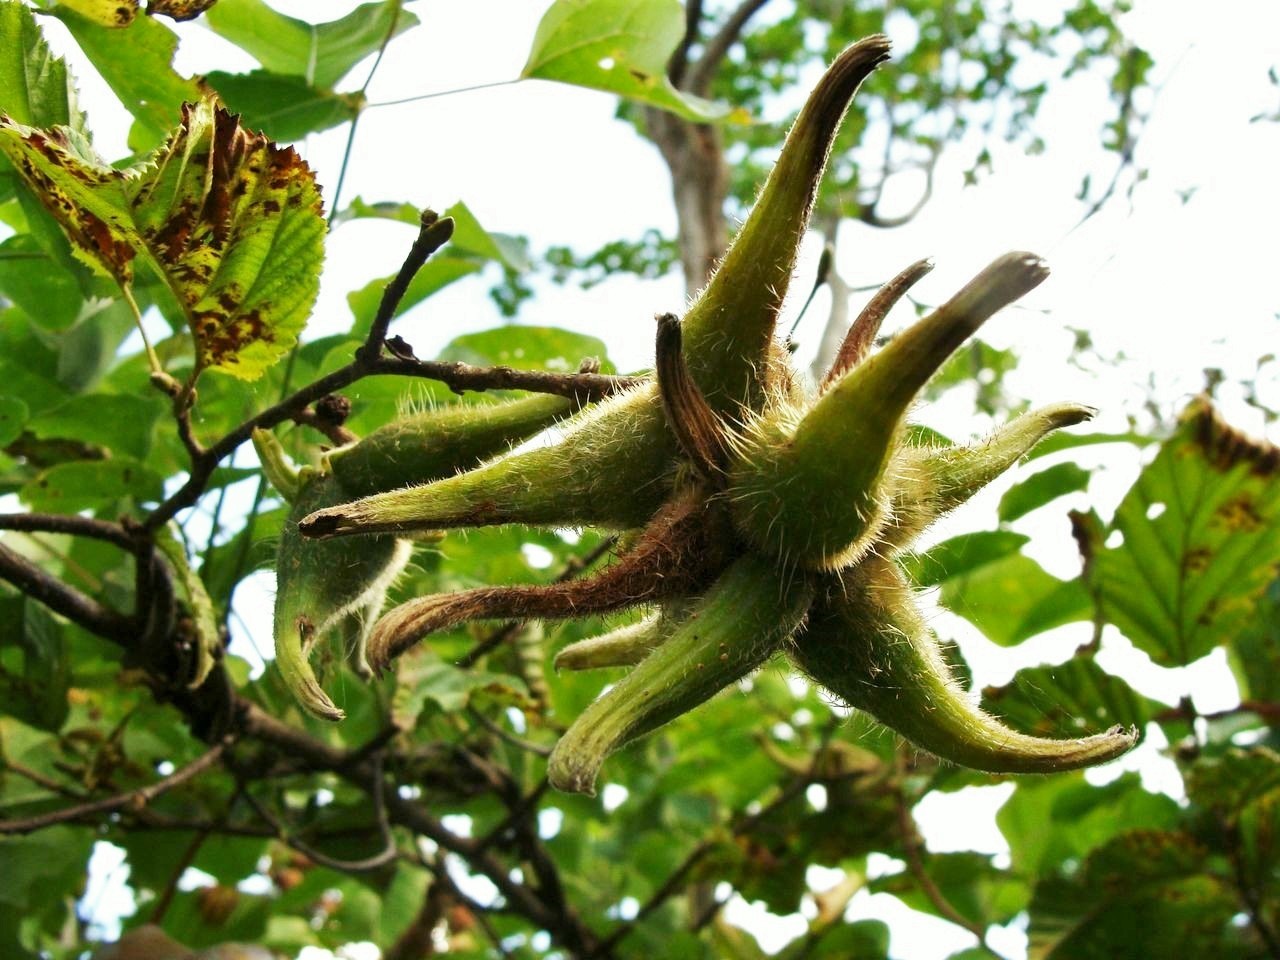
xmin=27 ymin=1 xmax=1280 ymax=957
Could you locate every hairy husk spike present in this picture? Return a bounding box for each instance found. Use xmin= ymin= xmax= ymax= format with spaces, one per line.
xmin=274 ymin=472 xmax=410 ymax=720
xmin=681 ymin=34 xmax=892 ymax=404
xmin=301 ymin=39 xmax=892 ymax=543
xmin=366 ymin=491 xmax=732 ymax=671
xmin=793 ymin=558 xmax=1138 ymax=773
xmin=327 ymin=393 xmax=575 ymax=497
xmin=300 ymin=385 xmax=678 ymax=538
xmin=548 ymin=555 xmax=813 ymax=795
xmin=728 ymin=252 xmax=1050 ymax=571
xmin=882 ymin=401 xmax=1097 ymax=551
xmin=554 ymin=603 xmax=695 ymax=671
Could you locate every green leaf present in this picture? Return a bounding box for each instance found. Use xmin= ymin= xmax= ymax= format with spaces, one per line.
xmin=330 ymin=195 xmax=420 ymax=227
xmin=52 ymin=7 xmax=200 ymax=151
xmin=980 ymin=657 xmax=1161 ymax=740
xmin=0 ymin=395 xmax=26 ymax=446
xmin=0 ymin=827 xmax=93 ymax=910
xmin=1229 ymin=578 xmax=1280 ymax=704
xmin=1028 ymin=830 xmax=1245 ymax=959
xmin=998 ymin=461 xmax=1091 ymax=523
xmin=0 ymin=235 xmax=83 ymax=330
xmin=521 ymin=0 xmax=731 ymax=123
xmin=912 ymin=533 xmax=1093 ymax=646
xmin=27 ymin=393 xmax=158 ymax=459
xmin=21 ymin=456 xmax=163 ymax=510
xmin=204 ymin=0 xmax=418 ymax=90
xmin=1092 ymin=400 xmax=1280 ymax=666
xmin=0 ymin=99 xmax=327 ymax=379
xmin=204 ymin=70 xmax=361 ymax=141
xmin=0 ymin=0 xmax=87 ymax=132
xmin=998 ymin=772 xmax=1181 ymax=877
xmin=439 ymin=325 xmax=616 ymax=374
xmin=873 ymin=852 xmax=1028 ymax=928
xmin=903 ymin=530 xmax=1028 ymax=587
xmin=443 ymin=200 xmax=531 ymax=271
xmin=391 ymin=648 xmax=527 ymax=728
xmin=0 ymin=599 xmax=70 ymax=731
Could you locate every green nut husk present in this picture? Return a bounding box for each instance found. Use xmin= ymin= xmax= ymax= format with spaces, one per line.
xmin=298 ymin=37 xmax=892 ymax=543
xmin=274 ymin=470 xmax=410 ymax=721
xmin=548 ymin=555 xmax=813 ymax=795
xmin=792 ymin=557 xmax=1138 ymax=773
xmin=727 ymin=252 xmax=1050 ymax=571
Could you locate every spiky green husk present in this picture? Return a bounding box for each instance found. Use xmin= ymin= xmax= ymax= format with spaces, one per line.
xmin=793 ymin=559 xmax=1137 ymax=773
xmin=548 ymin=554 xmax=813 ymax=795
xmin=300 ymin=38 xmax=893 ymax=544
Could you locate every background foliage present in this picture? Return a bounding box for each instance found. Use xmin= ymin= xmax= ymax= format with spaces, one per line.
xmin=0 ymin=2 xmax=1278 ymax=959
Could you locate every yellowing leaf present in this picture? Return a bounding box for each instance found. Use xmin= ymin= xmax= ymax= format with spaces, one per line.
xmin=132 ymin=100 xmax=325 ymax=377
xmin=55 ymin=0 xmax=138 ymax=27
xmin=0 ymin=99 xmax=326 ymax=380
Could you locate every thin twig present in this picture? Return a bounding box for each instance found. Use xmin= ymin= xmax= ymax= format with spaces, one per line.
xmin=0 ymin=738 xmax=231 ymax=835
xmin=241 ymin=755 xmax=399 ymax=874
xmin=467 ymin=706 xmax=552 ymax=757
xmin=358 ymin=210 xmax=457 ymax=363
xmin=686 ymin=0 xmax=773 ymax=96
xmin=893 ymin=753 xmax=1004 ymax=956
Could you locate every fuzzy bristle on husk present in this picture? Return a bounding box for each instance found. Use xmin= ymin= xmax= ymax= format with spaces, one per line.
xmin=792 ymin=558 xmax=1138 ymax=773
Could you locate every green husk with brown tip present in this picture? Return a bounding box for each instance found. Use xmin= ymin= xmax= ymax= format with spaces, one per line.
xmin=274 ymin=471 xmax=410 ymax=720
xmin=793 ymin=558 xmax=1137 ymax=773
xmin=883 ymin=401 xmax=1096 ymax=551
xmin=548 ymin=555 xmax=813 ymax=795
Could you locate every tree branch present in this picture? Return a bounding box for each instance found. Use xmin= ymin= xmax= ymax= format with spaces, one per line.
xmin=0 ymin=738 xmax=231 ymax=836
xmin=686 ymin=0 xmax=773 ymax=96
xmin=668 ymin=0 xmax=704 ymax=88
xmin=0 ymin=540 xmax=135 ymax=643
xmin=0 ymin=513 xmax=133 ymax=549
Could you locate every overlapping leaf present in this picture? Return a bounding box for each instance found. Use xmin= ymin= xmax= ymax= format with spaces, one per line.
xmin=205 ymin=0 xmax=417 ymax=90
xmin=1092 ymin=398 xmax=1280 ymax=666
xmin=0 ymin=98 xmax=326 ymax=379
xmin=522 ymin=0 xmax=731 ymax=122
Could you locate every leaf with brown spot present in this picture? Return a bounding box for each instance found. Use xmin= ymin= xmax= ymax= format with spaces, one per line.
xmin=0 ymin=97 xmax=325 ymax=380
xmin=55 ymin=0 xmax=139 ymax=28
xmin=1091 ymin=398 xmax=1280 ymax=666
xmin=129 ymin=99 xmax=325 ymax=377
xmin=0 ymin=118 xmax=141 ymax=280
